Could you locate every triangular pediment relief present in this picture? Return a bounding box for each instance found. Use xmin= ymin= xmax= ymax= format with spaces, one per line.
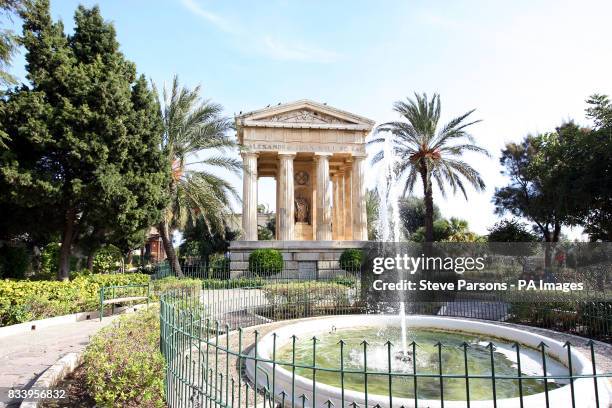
xmin=237 ymin=100 xmax=375 ymax=128
xmin=254 ymin=108 xmax=355 ymax=125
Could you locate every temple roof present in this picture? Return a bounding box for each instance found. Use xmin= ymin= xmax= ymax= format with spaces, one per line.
xmin=235 ymin=100 xmax=375 ymax=140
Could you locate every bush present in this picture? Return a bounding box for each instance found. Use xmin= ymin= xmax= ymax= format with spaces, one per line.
xmin=84 ymin=307 xmax=164 ymax=408
xmin=151 ymin=277 xmax=201 ymax=297
xmin=92 ymin=245 xmax=123 ymax=274
xmin=0 ymin=273 xmax=150 ymax=326
xmin=208 ymin=253 xmax=230 ymax=279
xmin=262 ymin=281 xmax=351 ymax=318
xmin=201 ymin=277 xmax=264 ymax=289
xmin=339 ymin=248 xmax=363 ymax=271
xmin=248 ymin=248 xmax=283 ymax=276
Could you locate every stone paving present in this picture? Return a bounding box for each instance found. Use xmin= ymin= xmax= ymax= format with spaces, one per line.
xmin=0 ymin=316 xmax=119 ymax=408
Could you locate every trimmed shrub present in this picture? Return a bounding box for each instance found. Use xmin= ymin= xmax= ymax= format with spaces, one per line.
xmin=262 ymin=281 xmax=351 ymax=318
xmin=201 ymin=277 xmax=264 ymax=289
xmin=0 ymin=273 xmax=150 ymax=326
xmin=339 ymin=248 xmax=363 ymax=271
xmin=248 ymin=248 xmax=283 ymax=276
xmin=92 ymin=245 xmax=123 ymax=274
xmin=84 ymin=307 xmax=164 ymax=407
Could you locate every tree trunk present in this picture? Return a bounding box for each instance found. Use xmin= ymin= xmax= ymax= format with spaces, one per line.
xmin=86 ymin=251 xmax=95 ymax=271
xmin=58 ymin=207 xmax=77 ymax=281
xmin=158 ymin=220 xmax=183 ymax=277
xmin=420 ymin=168 xmax=435 ymax=242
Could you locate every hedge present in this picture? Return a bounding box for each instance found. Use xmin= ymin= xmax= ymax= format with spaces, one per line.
xmin=248 ymin=248 xmax=283 ymax=276
xmin=262 ymin=281 xmax=351 ymax=318
xmin=339 ymin=248 xmax=363 ymax=271
xmin=0 ymin=274 xmax=206 ymax=327
xmin=84 ymin=307 xmax=164 ymax=407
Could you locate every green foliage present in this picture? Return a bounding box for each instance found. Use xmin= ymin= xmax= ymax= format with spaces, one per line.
xmin=339 ymin=248 xmax=363 ymax=271
xmin=150 ymin=277 xmax=201 ymax=297
xmin=84 ymin=307 xmax=164 ymax=408
xmin=201 ymin=277 xmax=265 ymax=289
xmin=399 ymin=196 xmax=441 ymax=235
xmin=248 ymin=248 xmax=283 ymax=276
xmin=262 ymin=281 xmax=351 ymax=318
xmin=39 ymin=243 xmax=60 ymax=277
xmin=412 ymin=217 xmax=483 ymax=242
xmin=157 ymin=76 xmax=237 ymax=276
xmin=0 ymin=0 xmax=168 ymax=279
xmin=0 ymin=245 xmax=30 ymax=279
xmin=208 ymin=253 xmax=229 ymax=279
xmin=371 ymin=92 xmax=488 ymax=242
xmin=488 ymin=219 xmax=538 ymax=242
xmin=257 ymin=224 xmax=274 ymax=240
xmin=92 ymin=245 xmax=122 ymax=274
xmin=494 ymin=133 xmax=570 ymax=242
xmin=179 ymin=219 xmax=238 ymax=260
xmin=365 ymin=189 xmax=379 ymax=240
xmin=0 ymin=273 xmax=150 ymax=326
xmin=0 ymin=0 xmax=25 ymax=88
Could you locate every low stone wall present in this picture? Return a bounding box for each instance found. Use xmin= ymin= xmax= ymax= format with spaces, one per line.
xmin=228 ymin=240 xmax=367 ymax=277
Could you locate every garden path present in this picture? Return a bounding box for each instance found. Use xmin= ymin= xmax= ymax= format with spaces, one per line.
xmin=0 ymin=315 xmax=120 ymax=408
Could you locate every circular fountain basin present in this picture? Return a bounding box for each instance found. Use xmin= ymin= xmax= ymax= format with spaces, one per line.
xmin=246 ymin=315 xmax=610 ymax=408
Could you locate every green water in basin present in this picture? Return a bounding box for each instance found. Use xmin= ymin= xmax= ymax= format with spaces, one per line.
xmin=276 ymin=326 xmax=565 ymax=401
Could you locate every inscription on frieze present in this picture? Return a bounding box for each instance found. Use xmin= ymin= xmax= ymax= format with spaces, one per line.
xmin=244 ymin=142 xmax=365 ymax=153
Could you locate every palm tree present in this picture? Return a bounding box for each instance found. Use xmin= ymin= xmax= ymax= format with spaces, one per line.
xmin=370 ymin=93 xmax=488 ymax=242
xmin=158 ymin=76 xmax=240 ymax=276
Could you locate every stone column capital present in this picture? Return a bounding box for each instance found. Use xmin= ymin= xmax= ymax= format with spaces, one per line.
xmin=241 ymin=151 xmax=259 ymax=159
xmin=313 ymin=152 xmax=333 ymax=158
xmin=277 ymin=151 xmax=296 ymax=159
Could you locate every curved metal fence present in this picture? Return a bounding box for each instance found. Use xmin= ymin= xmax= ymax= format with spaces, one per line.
xmin=158 ymin=261 xmax=612 ymax=408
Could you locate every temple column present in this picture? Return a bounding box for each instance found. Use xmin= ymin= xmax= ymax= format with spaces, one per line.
xmin=315 ymin=153 xmax=332 ymax=240
xmin=241 ymin=152 xmax=258 ymax=241
xmin=352 ymin=155 xmax=368 ymax=240
xmin=277 ymin=152 xmax=295 ymax=241
xmin=335 ymin=172 xmax=346 ymax=240
xmin=344 ymin=164 xmax=353 ymax=239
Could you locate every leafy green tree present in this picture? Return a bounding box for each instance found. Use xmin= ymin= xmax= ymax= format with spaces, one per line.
xmin=0 ymin=1 xmax=167 ymax=279
xmin=542 ymin=97 xmax=612 ymax=241
xmin=370 ymin=93 xmax=488 ymax=242
xmin=398 ymin=196 xmax=441 ymax=236
xmin=157 ymin=76 xmax=239 ymax=276
xmin=487 ymin=219 xmax=538 ymax=242
xmin=493 ymin=133 xmax=572 ymax=244
xmin=0 ymin=0 xmax=25 ymax=88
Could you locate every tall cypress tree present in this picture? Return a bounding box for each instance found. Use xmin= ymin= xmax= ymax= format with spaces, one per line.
xmin=0 ymin=0 xmax=168 ymax=279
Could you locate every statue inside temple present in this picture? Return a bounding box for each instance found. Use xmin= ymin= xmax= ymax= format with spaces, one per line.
xmin=295 ymin=197 xmax=309 ymax=223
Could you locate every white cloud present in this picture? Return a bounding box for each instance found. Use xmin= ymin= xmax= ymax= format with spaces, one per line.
xmin=179 ymin=0 xmax=339 ymax=63
xmin=261 ymin=36 xmax=341 ymax=63
xmin=181 ymin=0 xmax=237 ymax=33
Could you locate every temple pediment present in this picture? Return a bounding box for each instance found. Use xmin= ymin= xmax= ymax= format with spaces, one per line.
xmin=236 ymin=100 xmax=375 ymax=131
xmin=255 ymin=108 xmax=354 ymax=125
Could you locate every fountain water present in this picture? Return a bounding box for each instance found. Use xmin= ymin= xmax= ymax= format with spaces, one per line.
xmin=376 ymin=133 xmax=410 ymax=357
xmin=376 ymin=133 xmax=401 ymax=242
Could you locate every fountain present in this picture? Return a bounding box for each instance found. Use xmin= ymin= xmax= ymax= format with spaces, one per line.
xmin=247 ymin=315 xmax=608 ymax=408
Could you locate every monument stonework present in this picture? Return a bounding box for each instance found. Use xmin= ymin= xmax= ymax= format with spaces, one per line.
xmin=229 ymin=100 xmax=374 ymax=275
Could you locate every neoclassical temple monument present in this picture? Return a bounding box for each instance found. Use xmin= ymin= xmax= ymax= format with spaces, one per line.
xmin=229 ymin=100 xmax=373 ymax=274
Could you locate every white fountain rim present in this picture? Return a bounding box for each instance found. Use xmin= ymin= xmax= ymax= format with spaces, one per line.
xmin=246 ymin=314 xmax=610 ymax=408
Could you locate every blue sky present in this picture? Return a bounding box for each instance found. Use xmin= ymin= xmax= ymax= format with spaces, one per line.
xmin=8 ymin=0 xmax=612 ymax=237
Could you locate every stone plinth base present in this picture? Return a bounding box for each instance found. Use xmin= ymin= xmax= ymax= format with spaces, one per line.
xmin=229 ymin=240 xmax=368 ymax=278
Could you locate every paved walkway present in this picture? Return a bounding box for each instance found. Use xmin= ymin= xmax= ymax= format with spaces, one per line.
xmin=0 ymin=316 xmax=120 ymax=408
